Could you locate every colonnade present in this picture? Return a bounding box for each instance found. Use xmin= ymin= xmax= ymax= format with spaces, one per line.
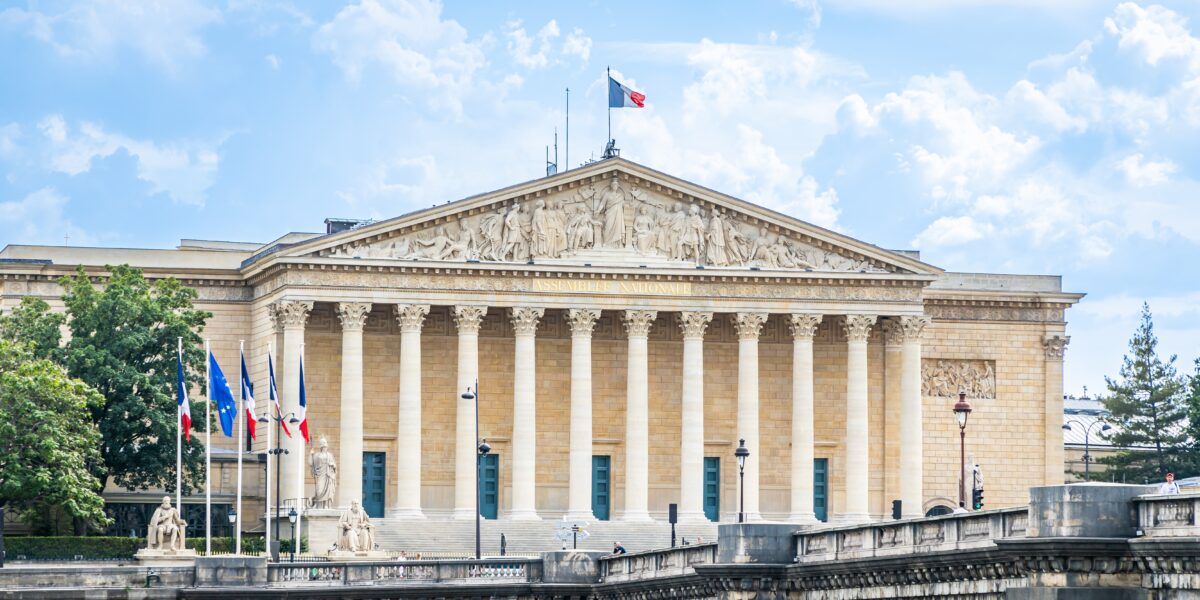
xmin=270 ymin=300 xmax=930 ymax=523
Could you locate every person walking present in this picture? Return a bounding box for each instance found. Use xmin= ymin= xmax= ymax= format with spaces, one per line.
xmin=1159 ymin=472 xmax=1181 ymax=495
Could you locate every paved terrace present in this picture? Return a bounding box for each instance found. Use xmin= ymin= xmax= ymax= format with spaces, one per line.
xmin=2 ymin=485 xmax=1199 ymax=599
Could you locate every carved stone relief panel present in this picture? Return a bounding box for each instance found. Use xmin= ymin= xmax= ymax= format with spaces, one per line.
xmin=921 ymin=359 xmax=996 ymax=399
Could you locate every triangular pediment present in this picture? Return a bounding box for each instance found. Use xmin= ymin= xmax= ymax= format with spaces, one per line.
xmin=275 ymin=158 xmax=940 ymax=276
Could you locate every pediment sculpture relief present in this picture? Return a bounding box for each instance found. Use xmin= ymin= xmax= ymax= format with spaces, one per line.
xmin=328 ymin=176 xmax=888 ymax=272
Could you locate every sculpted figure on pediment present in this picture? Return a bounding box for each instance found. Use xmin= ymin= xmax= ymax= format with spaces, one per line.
xmin=478 ymin=208 xmax=506 ymax=261
xmin=595 ymin=177 xmax=629 ymax=248
xmin=566 ymin=202 xmax=597 ymax=251
xmin=633 ymin=204 xmax=657 ymax=254
xmin=503 ymin=204 xmax=529 ymax=262
xmin=681 ymin=204 xmax=706 ymax=262
xmin=725 ymin=221 xmax=749 ymax=266
xmin=706 ymin=207 xmax=730 ymax=266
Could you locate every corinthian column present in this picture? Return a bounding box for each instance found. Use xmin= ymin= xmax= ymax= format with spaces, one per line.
xmin=842 ymin=314 xmax=876 ymax=523
xmin=270 ymin=300 xmax=312 ymax=509
xmin=622 ymin=310 xmax=657 ymax=522
xmin=677 ymin=311 xmax=713 ymax=522
xmin=899 ymin=316 xmax=929 ymax=518
xmin=335 ymin=302 xmax=371 ymax=509
xmin=1043 ymin=334 xmax=1069 ymax=485
xmin=567 ymin=309 xmax=601 ymax=520
xmin=394 ymin=304 xmax=430 ymax=518
xmin=788 ymin=314 xmax=822 ymax=523
xmin=509 ymin=307 xmax=544 ymax=520
xmin=452 ymin=306 xmax=487 ymax=519
xmin=734 ymin=313 xmax=768 ymax=521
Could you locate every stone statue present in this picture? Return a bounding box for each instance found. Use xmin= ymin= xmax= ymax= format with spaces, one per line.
xmin=336 ymin=499 xmax=376 ymax=552
xmin=502 ymin=205 xmax=528 ymax=261
xmin=596 ymin=177 xmax=628 ymax=248
xmin=706 ymin=208 xmax=729 ymax=266
xmin=663 ymin=202 xmax=687 ymax=259
xmin=566 ymin=203 xmax=597 ymax=251
xmin=478 ymin=208 xmax=506 ymax=261
xmin=146 ymin=495 xmax=187 ymax=551
xmin=725 ymin=220 xmax=748 ymax=265
xmin=531 ymin=200 xmax=552 ymax=257
xmin=309 ymin=436 xmax=337 ymax=510
xmin=681 ymin=204 xmax=706 ymax=262
xmin=633 ymin=205 xmax=656 ymax=254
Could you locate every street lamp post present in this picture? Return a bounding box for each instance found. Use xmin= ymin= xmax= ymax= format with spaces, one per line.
xmin=287 ymin=508 xmax=298 ymax=563
xmin=1063 ymin=419 xmax=1112 ymax=481
xmin=462 ymin=382 xmax=489 ymax=561
xmin=953 ymin=391 xmax=973 ymax=509
xmin=735 ymin=439 xmax=750 ymax=523
xmin=259 ymin=411 xmax=294 ymax=552
xmin=227 ymin=510 xmax=237 ymax=545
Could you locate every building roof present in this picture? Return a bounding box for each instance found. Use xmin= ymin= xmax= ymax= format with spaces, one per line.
xmin=1063 ymin=394 xmax=1189 ymax=449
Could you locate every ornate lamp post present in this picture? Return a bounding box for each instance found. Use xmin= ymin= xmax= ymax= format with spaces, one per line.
xmin=227 ymin=510 xmax=237 ymax=544
xmin=953 ymin=391 xmax=973 ymax=509
xmin=735 ymin=438 xmax=750 ymax=523
xmin=286 ymin=508 xmax=298 ymax=563
xmin=462 ymin=382 xmax=488 ymax=561
xmin=1062 ymin=420 xmax=1111 ymax=481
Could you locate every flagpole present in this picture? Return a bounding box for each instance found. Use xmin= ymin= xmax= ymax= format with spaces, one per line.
xmin=177 ymin=337 xmax=183 ymax=513
xmin=205 ymin=338 xmax=212 ymax=555
xmin=606 ymin=66 xmax=612 ymax=146
xmin=565 ymin=86 xmax=570 ymax=171
xmin=236 ymin=340 xmax=244 ymax=555
xmin=296 ymin=342 xmax=305 ymax=558
xmin=265 ymin=343 xmax=273 ymax=561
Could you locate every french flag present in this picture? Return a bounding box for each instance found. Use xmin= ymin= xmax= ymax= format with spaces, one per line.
xmin=298 ymin=354 xmax=310 ymax=444
xmin=177 ymin=348 xmax=192 ymax=441
xmin=240 ymin=352 xmax=257 ymax=440
xmin=608 ymin=75 xmax=645 ymax=108
xmin=268 ymin=352 xmax=291 ymax=438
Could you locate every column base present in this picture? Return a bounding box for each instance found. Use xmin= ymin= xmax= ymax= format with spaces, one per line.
xmin=835 ymin=512 xmax=872 ymax=525
xmin=620 ymin=510 xmax=654 ymax=523
xmin=677 ymin=510 xmax=708 ymax=523
xmin=564 ymin=510 xmax=596 ymax=521
xmin=452 ymin=508 xmax=477 ymax=520
xmin=506 ymin=510 xmax=541 ymax=521
xmin=391 ymin=507 xmax=426 ymax=520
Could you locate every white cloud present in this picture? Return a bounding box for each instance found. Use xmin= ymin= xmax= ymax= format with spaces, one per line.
xmin=505 ymin=19 xmax=559 ymax=69
xmin=682 ymin=39 xmax=824 ymax=121
xmin=912 ymin=215 xmax=992 ymax=248
xmin=1079 ymin=291 xmax=1200 ymax=320
xmin=0 ymin=0 xmax=221 ymax=73
xmin=1117 ymin=153 xmax=1177 ymax=187
xmin=0 ymin=188 xmax=92 ymax=246
xmin=37 ymin=115 xmax=221 ymax=206
xmin=1104 ymin=2 xmax=1200 ymax=71
xmin=265 ymin=54 xmax=281 ymax=69
xmin=0 ymin=123 xmax=20 ymax=160
xmin=336 ymin=155 xmax=440 ymax=214
xmin=562 ymin=27 xmax=592 ymax=63
xmin=312 ymin=0 xmax=488 ymax=114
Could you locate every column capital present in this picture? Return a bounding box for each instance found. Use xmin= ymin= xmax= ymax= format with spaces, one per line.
xmin=677 ymin=311 xmax=713 ymax=339
xmin=270 ymin=300 xmax=313 ymax=330
xmin=453 ymin=305 xmax=488 ymax=334
xmin=733 ymin=312 xmax=768 ymax=340
xmin=899 ymin=315 xmax=931 ymax=341
xmin=842 ymin=314 xmax=877 ymax=342
xmin=622 ymin=310 xmax=657 ymax=338
xmin=788 ymin=314 xmax=823 ymax=340
xmin=336 ymin=302 xmax=372 ymax=331
xmin=509 ymin=307 xmax=545 ymax=335
xmin=1043 ymin=334 xmax=1070 ymax=360
xmin=567 ymin=309 xmax=601 ymax=337
xmin=881 ymin=318 xmax=904 ymax=348
xmin=394 ymin=304 xmax=430 ymax=333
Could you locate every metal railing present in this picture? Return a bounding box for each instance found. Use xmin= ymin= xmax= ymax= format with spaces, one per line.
xmin=266 ymin=558 xmax=542 ymax=587
xmin=796 ymin=507 xmax=1028 ymax=563
xmin=1137 ymin=492 xmax=1200 ymax=537
xmin=599 ymin=543 xmax=718 ymax=583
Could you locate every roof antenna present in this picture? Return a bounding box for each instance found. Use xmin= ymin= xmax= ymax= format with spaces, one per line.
xmin=565 ymin=87 xmax=570 ymax=172
xmin=546 ymin=127 xmax=558 ymax=176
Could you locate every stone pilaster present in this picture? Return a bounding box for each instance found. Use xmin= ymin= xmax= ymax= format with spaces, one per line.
xmin=622 ymin=309 xmax=657 ymax=522
xmin=842 ymin=314 xmax=876 ymax=523
xmin=452 ymin=306 xmax=487 ymax=519
xmin=567 ymin=308 xmax=601 ymax=520
xmin=394 ymin=304 xmax=430 ymax=518
xmin=733 ymin=312 xmax=768 ymax=521
xmin=788 ymin=314 xmax=822 ymax=523
xmin=899 ymin=316 xmax=929 ymax=518
xmin=677 ymin=311 xmax=713 ymax=522
xmin=1043 ymin=334 xmax=1069 ymax=485
xmin=509 ymin=307 xmax=544 ymax=520
xmin=335 ymin=302 xmax=371 ymax=509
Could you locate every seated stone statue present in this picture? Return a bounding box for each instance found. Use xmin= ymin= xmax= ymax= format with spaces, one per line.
xmin=336 ymin=500 xmax=375 ymax=552
xmin=146 ymin=496 xmax=188 ymax=552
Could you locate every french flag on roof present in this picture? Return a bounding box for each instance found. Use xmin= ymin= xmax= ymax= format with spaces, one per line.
xmin=608 ymin=75 xmax=645 ymax=108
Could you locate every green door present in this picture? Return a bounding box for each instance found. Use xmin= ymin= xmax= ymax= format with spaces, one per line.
xmin=591 ymin=455 xmax=611 ymax=520
xmin=479 ymin=454 xmax=499 ymax=519
xmin=814 ymin=458 xmax=828 ymax=522
xmin=703 ymin=457 xmax=720 ymax=522
xmin=362 ymin=452 xmax=386 ymax=518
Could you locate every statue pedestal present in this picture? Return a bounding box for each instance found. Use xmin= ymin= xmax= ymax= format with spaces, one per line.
xmin=303 ymin=509 xmax=344 ymax=555
xmin=135 ymin=548 xmax=198 ymax=565
xmin=327 ymin=550 xmax=390 ymax=561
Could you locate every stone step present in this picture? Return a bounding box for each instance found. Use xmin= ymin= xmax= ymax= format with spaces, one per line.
xmin=370 ymin=518 xmax=719 ymax=555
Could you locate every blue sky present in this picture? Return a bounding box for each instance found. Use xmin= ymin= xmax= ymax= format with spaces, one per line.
xmin=2 ymin=0 xmax=1199 ymax=396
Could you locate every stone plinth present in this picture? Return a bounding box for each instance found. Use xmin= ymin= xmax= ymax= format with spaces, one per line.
xmin=541 ymin=551 xmax=606 ymax=584
xmin=194 ymin=555 xmax=267 ymax=587
xmin=716 ymin=523 xmax=801 ymax=564
xmin=328 ymin=550 xmax=391 ymax=561
xmin=303 ymin=508 xmax=344 ymax=555
xmin=134 ymin=547 xmax=198 ymax=566
xmin=1027 ymin=483 xmax=1155 ymax=539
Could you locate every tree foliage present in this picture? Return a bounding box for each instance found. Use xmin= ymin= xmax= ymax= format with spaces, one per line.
xmin=0 ymin=297 xmax=65 ymax=360
xmin=0 ymin=340 xmax=107 ymax=524
xmin=1100 ymin=303 xmax=1189 ymax=482
xmin=56 ymin=265 xmax=212 ymax=493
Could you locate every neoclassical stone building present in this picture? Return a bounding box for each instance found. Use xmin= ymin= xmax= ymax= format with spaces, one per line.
xmin=0 ymin=158 xmax=1081 ymax=526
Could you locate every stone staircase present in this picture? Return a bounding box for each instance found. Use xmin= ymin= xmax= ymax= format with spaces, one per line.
xmin=373 ymin=517 xmax=720 ymax=556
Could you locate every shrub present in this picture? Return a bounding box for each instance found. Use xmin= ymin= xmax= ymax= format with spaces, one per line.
xmin=5 ymin=536 xmax=139 ymax=560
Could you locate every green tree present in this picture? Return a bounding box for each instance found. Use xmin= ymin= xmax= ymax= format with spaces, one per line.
xmin=1182 ymin=358 xmax=1200 ymax=474
xmin=0 ymin=340 xmax=108 ymax=527
xmin=57 ymin=265 xmax=212 ymax=494
xmin=1100 ymin=303 xmax=1188 ymax=482
xmin=0 ymin=297 xmax=65 ymax=360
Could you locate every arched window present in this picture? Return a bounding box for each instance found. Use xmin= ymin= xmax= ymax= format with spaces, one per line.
xmin=925 ymin=505 xmax=953 ymax=517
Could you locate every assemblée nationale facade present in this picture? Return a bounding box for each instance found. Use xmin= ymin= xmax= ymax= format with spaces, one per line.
xmin=0 ymin=158 xmax=1081 ymax=525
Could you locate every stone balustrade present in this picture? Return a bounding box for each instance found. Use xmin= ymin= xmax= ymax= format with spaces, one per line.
xmin=796 ymin=507 xmax=1028 ymax=562
xmin=598 ymin=543 xmax=718 ymax=583
xmin=1137 ymin=492 xmax=1200 ymax=537
xmin=266 ymin=558 xmax=541 ymax=587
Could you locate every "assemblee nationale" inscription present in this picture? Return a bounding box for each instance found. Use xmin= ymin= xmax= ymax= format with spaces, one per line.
xmin=528 ymin=278 xmax=692 ymax=296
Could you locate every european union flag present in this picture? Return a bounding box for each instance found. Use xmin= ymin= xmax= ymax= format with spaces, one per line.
xmin=209 ymin=351 xmax=238 ymax=437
